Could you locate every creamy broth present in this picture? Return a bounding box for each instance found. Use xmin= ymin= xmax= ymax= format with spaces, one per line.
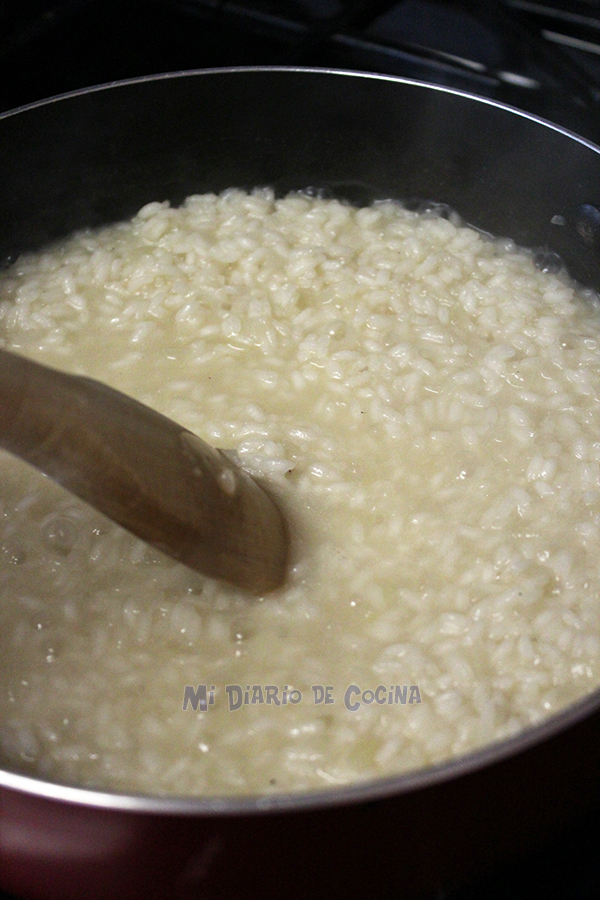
xmin=1 ymin=190 xmax=600 ymax=795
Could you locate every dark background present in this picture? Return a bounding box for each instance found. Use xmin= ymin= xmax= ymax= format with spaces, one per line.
xmin=2 ymin=0 xmax=600 ymax=144
xmin=2 ymin=1 xmax=600 ymax=898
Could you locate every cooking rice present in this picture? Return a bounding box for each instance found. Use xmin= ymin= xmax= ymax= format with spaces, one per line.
xmin=1 ymin=188 xmax=599 ymax=796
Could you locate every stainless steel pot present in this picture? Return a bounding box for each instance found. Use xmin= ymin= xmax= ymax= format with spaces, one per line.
xmin=2 ymin=67 xmax=600 ymax=900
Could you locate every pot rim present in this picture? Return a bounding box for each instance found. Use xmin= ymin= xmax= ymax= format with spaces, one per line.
xmin=2 ymin=685 xmax=600 ymax=815
xmin=2 ymin=64 xmax=600 ymax=155
xmin=1 ymin=65 xmax=600 ymax=817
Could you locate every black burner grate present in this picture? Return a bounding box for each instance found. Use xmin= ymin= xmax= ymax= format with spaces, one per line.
xmin=2 ymin=0 xmax=600 ymax=140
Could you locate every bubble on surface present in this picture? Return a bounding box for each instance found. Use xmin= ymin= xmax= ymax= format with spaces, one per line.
xmin=41 ymin=515 xmax=78 ymax=555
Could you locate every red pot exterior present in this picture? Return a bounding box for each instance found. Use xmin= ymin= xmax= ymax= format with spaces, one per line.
xmin=3 ymin=702 xmax=600 ymax=900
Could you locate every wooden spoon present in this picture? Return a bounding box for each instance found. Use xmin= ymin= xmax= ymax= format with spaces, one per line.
xmin=0 ymin=347 xmax=288 ymax=594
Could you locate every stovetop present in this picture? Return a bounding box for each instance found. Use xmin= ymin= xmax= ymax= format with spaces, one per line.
xmin=2 ymin=0 xmax=600 ymax=144
xmin=2 ymin=2 xmax=600 ymax=899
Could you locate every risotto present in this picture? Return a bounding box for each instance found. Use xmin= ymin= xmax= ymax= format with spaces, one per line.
xmin=1 ymin=189 xmax=600 ymax=796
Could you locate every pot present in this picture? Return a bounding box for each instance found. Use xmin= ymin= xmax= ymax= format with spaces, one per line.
xmin=2 ymin=67 xmax=600 ymax=900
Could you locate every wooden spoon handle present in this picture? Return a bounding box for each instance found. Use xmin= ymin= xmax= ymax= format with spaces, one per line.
xmin=0 ymin=348 xmax=288 ymax=594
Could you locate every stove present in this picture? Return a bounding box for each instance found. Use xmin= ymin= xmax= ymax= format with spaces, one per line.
xmin=2 ymin=2 xmax=600 ymax=899
xmin=2 ymin=0 xmax=600 ymax=143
